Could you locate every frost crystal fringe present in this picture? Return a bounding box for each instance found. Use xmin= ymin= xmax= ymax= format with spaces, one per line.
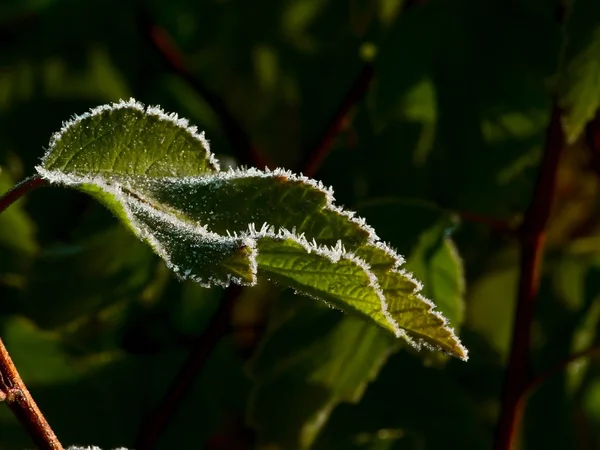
xmin=34 ymin=99 xmax=468 ymax=360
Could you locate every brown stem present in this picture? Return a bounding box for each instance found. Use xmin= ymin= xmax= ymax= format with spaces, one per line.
xmin=137 ymin=10 xmax=271 ymax=169
xmin=0 ymin=174 xmax=46 ymax=215
xmin=300 ymin=64 xmax=374 ymax=177
xmin=0 ymin=338 xmax=63 ymax=450
xmin=493 ymin=105 xmax=565 ymax=450
xmin=135 ymin=285 xmax=243 ymax=450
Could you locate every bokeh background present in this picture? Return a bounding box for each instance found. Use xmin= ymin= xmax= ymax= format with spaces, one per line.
xmin=1 ymin=0 xmax=600 ymax=449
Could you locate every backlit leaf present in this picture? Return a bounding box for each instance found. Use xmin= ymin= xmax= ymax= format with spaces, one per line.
xmin=35 ymin=99 xmax=467 ymax=359
xmin=559 ymin=0 xmax=600 ymax=143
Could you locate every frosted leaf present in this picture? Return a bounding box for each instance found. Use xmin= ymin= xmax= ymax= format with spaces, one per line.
xmin=35 ymin=99 xmax=468 ymax=360
xmin=41 ymin=97 xmax=219 ymax=178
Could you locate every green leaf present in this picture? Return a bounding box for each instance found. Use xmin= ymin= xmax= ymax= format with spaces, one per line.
xmin=314 ymin=352 xmax=490 ymax=450
xmin=466 ymin=248 xmax=519 ymax=360
xmin=247 ymin=202 xmax=466 ymax=448
xmin=559 ymin=0 xmax=600 ymax=143
xmin=1 ymin=316 xmax=76 ymax=385
xmin=248 ymin=297 xmax=395 ymax=449
xmin=369 ymin=0 xmax=560 ymax=217
xmin=0 ymin=314 xmax=250 ymax=450
xmin=23 ymin=226 xmax=155 ymax=328
xmin=405 ymin=222 xmax=465 ymax=329
xmin=40 ymin=99 xmax=219 ymax=178
xmin=358 ymin=200 xmax=465 ymax=330
xmin=581 ymin=376 xmax=600 ymax=444
xmin=36 ymin=99 xmax=467 ymax=360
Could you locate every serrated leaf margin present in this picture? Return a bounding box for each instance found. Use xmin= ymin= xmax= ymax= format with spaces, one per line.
xmin=34 ymin=100 xmax=468 ymax=360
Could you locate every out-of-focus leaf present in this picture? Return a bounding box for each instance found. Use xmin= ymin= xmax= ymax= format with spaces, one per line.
xmin=170 ymin=281 xmax=222 ymax=336
xmin=523 ymin=259 xmax=600 ymax=450
xmin=314 ymin=352 xmax=489 ymax=450
xmin=248 ymin=296 xmax=395 ymax=449
xmin=581 ymin=374 xmax=600 ymax=449
xmin=371 ymin=3 xmax=439 ymax=127
xmin=248 ymin=200 xmax=466 ymax=448
xmin=1 ymin=316 xmax=76 ymax=385
xmin=23 ymin=226 xmax=156 ymax=328
xmin=559 ymin=0 xmax=600 ymax=143
xmin=0 ymin=314 xmax=250 ymax=450
xmin=466 ymin=248 xmax=520 ymax=360
xmin=369 ymin=0 xmax=561 ymax=216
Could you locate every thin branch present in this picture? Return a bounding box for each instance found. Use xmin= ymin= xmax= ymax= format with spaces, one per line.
xmin=300 ymin=64 xmax=374 ymax=177
xmin=137 ymin=10 xmax=271 ymax=169
xmin=135 ymin=285 xmax=243 ymax=450
xmin=134 ymin=14 xmax=272 ymax=447
xmin=0 ymin=338 xmax=63 ymax=450
xmin=458 ymin=210 xmax=517 ymax=235
xmin=0 ymin=174 xmax=46 ymax=215
xmin=134 ymin=14 xmax=278 ymax=448
xmin=0 ymin=175 xmax=56 ymax=447
xmin=523 ymin=344 xmax=600 ymax=401
xmin=297 ymin=0 xmax=430 ymax=177
xmin=501 ymin=344 xmax=600 ymax=448
xmin=493 ymin=105 xmax=565 ymax=450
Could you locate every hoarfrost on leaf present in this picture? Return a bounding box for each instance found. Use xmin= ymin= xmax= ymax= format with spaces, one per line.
xmin=35 ymin=99 xmax=468 ymax=360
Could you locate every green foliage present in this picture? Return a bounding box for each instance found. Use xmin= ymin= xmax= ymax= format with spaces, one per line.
xmin=36 ymin=99 xmax=466 ymax=358
xmin=1 ymin=0 xmax=600 ymax=449
xmin=559 ymin=0 xmax=600 ymax=143
xmin=248 ymin=296 xmax=395 ymax=449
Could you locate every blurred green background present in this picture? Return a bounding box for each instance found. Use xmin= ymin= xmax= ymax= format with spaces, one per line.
xmin=1 ymin=0 xmax=600 ymax=449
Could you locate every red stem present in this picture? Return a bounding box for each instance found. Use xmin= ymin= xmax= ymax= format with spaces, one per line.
xmin=298 ymin=0 xmax=432 ymax=177
xmin=458 ymin=210 xmax=516 ymax=234
xmin=0 ymin=338 xmax=63 ymax=450
xmin=493 ymin=106 xmax=565 ymax=450
xmin=300 ymin=64 xmax=374 ymax=177
xmin=137 ymin=10 xmax=271 ymax=169
xmin=523 ymin=344 xmax=600 ymax=402
xmin=0 ymin=174 xmax=46 ymax=215
xmin=501 ymin=344 xmax=600 ymax=450
xmin=135 ymin=285 xmax=243 ymax=450
xmin=0 ymin=173 xmax=57 ymax=448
